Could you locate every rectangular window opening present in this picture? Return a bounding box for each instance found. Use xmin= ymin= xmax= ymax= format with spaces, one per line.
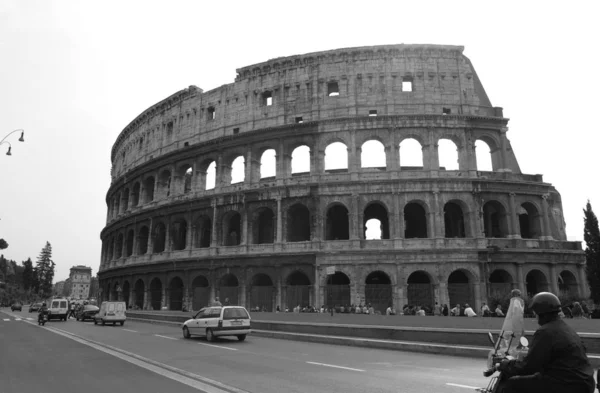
xmin=402 ymin=80 xmax=413 ymax=92
xmin=263 ymin=91 xmax=273 ymax=106
xmin=207 ymin=107 xmax=216 ymax=120
xmin=233 ymin=128 xmax=240 ymax=134
xmin=369 ymin=110 xmax=378 ymax=117
xmin=327 ymin=81 xmax=340 ymax=96
xmin=442 ymin=108 xmax=451 ymax=115
xmin=295 ymin=117 xmax=303 ymax=124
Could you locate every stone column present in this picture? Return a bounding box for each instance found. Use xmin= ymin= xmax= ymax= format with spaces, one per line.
xmin=577 ymin=264 xmax=588 ymax=298
xmin=164 ymin=221 xmax=171 ymax=252
xmin=241 ymin=205 xmax=248 ymax=245
xmin=540 ymin=194 xmax=553 ymax=240
xmin=500 ymin=127 xmax=510 ymax=172
xmin=549 ymin=264 xmax=559 ymax=295
xmin=147 ymin=218 xmax=154 ymax=254
xmin=276 ymin=139 xmax=285 ymax=182
xmin=211 ymin=199 xmax=218 ymax=247
xmin=438 ymin=282 xmax=449 ymax=308
xmin=515 ymin=263 xmax=526 ymax=295
xmin=351 ymin=194 xmax=360 ymax=240
xmin=276 ymin=197 xmax=283 ymax=243
xmin=473 ymin=282 xmax=482 ymax=315
xmin=186 ymin=214 xmax=193 ymax=250
xmin=433 ymin=191 xmax=444 ymax=238
xmin=508 ymin=192 xmax=520 ymax=238
xmin=161 ymin=286 xmax=167 ymax=309
xmin=245 ymin=149 xmax=253 ymax=184
xmin=276 ymin=274 xmax=282 ymax=311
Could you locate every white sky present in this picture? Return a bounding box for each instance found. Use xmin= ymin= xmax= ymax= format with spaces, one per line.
xmin=1 ymin=0 xmax=598 ymax=282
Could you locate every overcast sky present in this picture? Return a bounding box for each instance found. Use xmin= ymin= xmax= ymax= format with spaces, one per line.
xmin=1 ymin=0 xmax=598 ymax=282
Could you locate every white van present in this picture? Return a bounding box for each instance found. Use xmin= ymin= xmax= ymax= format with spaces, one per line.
xmin=93 ymin=301 xmax=126 ymax=326
xmin=48 ymin=297 xmax=69 ymax=321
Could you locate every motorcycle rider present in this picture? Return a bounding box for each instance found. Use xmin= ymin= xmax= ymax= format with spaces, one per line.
xmin=38 ymin=302 xmax=49 ymax=323
xmin=498 ymin=292 xmax=595 ymax=393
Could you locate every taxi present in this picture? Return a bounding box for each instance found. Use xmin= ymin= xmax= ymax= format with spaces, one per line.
xmin=182 ymin=306 xmax=251 ymax=342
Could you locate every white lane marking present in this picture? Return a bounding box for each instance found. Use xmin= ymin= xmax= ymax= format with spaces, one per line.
xmin=197 ymin=342 xmax=238 ymax=351
xmin=123 ymin=329 xmax=138 ymax=333
xmin=15 ymin=318 xmax=22 ymax=321
xmin=446 ymin=382 xmax=480 ymax=390
xmin=365 ymin=361 xmax=450 ymax=371
xmin=26 ymin=318 xmax=33 ymax=320
xmin=2 ymin=319 xmax=9 ymax=321
xmin=155 ymin=334 xmax=178 ymax=340
xmin=21 ymin=321 xmax=249 ymax=393
xmin=306 ymin=361 xmax=365 ymax=372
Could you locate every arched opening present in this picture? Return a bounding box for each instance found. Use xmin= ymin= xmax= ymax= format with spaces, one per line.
xmin=249 ymin=273 xmax=274 ymax=312
xmin=134 ymin=279 xmax=144 ymax=309
xmin=132 ymin=182 xmax=140 ymax=207
xmin=171 ymin=219 xmax=187 ymax=251
xmin=183 ymin=167 xmax=193 ymax=194
xmin=325 ymin=271 xmax=350 ymax=308
xmin=489 ymin=269 xmax=513 ymax=298
xmin=324 ymin=142 xmax=348 ymax=171
xmin=169 ymin=277 xmax=184 ymax=310
xmin=125 ymin=230 xmax=134 ymax=257
xmin=363 ymin=203 xmax=389 ymax=239
xmin=404 ymin=202 xmax=427 ymax=238
xmin=122 ymin=281 xmax=130 ymax=306
xmin=193 ymin=215 xmax=212 ymax=248
xmin=114 ymin=194 xmax=120 ymax=216
xmin=143 ymin=176 xmax=155 ymax=203
xmin=260 ymin=149 xmax=276 ymax=179
xmin=223 ymin=212 xmax=241 ymax=246
xmin=325 ymin=204 xmax=349 ymax=240
xmin=519 ymin=203 xmax=541 ymax=239
xmin=121 ymin=189 xmax=130 ymax=213
xmin=475 ymin=140 xmax=493 ymax=171
xmin=254 ymin=208 xmax=275 ymax=244
xmin=137 ymin=226 xmax=149 ymax=255
xmin=159 ymin=170 xmax=172 ymax=198
xmin=399 ymin=138 xmax=423 ymax=169
xmin=365 ymin=271 xmax=392 ymax=314
xmin=149 ymin=278 xmax=162 ymax=310
xmin=219 ymin=274 xmax=239 ymax=306
xmin=286 ymin=271 xmax=311 ymax=310
xmin=107 ymin=238 xmax=114 ymax=261
xmin=205 ymin=161 xmax=216 ymax=190
xmin=483 ymin=201 xmax=509 ymax=238
xmin=438 ymin=139 xmax=459 ymax=170
xmin=361 ymin=140 xmax=386 ymax=169
xmin=407 ymin=271 xmax=433 ymax=311
xmin=526 ymin=269 xmax=549 ymax=296
xmin=448 ymin=270 xmax=473 ymax=311
xmin=558 ymin=270 xmax=578 ymax=297
xmin=291 ymin=145 xmax=310 ymax=174
xmin=153 ymin=223 xmax=166 ymax=253
xmin=230 ymin=156 xmax=245 ymax=184
xmin=115 ymin=234 xmax=124 ymax=258
xmin=287 ymin=204 xmax=311 ymax=242
xmin=191 ymin=275 xmax=210 ymax=311
xmin=444 ymin=202 xmax=466 ymax=238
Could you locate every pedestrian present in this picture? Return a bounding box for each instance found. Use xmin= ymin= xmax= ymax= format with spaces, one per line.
xmin=495 ymin=304 xmax=504 ymax=317
xmin=442 ymin=304 xmax=449 ymax=316
xmin=464 ymin=303 xmax=477 ymax=317
xmin=450 ymin=303 xmax=461 ymax=316
xmin=224 ymin=297 xmax=230 ymax=306
xmin=481 ymin=302 xmax=491 ymax=317
xmin=211 ymin=297 xmax=222 ymax=306
xmin=433 ymin=302 xmax=442 ymax=316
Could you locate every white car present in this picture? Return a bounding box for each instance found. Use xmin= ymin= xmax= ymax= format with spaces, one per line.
xmin=182 ymin=306 xmax=251 ymax=342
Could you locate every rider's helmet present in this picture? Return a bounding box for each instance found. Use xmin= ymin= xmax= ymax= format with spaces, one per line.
xmin=529 ymin=292 xmax=561 ymax=315
xmin=42 ymin=302 xmax=47 ymax=307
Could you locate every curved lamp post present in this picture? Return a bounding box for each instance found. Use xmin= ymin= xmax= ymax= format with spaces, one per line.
xmin=1 ymin=129 xmax=25 ymax=156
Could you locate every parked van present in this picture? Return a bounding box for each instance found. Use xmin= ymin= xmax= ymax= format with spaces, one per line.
xmin=93 ymin=301 xmax=126 ymax=326
xmin=48 ymin=297 xmax=69 ymax=321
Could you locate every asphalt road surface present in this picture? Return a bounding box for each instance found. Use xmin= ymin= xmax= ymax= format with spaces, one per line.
xmin=1 ymin=307 xmax=492 ymax=393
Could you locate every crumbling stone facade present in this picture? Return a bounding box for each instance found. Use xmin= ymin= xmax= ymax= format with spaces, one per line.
xmin=98 ymin=44 xmax=587 ymax=313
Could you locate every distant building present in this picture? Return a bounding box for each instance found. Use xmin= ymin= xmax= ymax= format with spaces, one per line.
xmin=63 ymin=278 xmax=72 ymax=297
xmin=69 ymin=265 xmax=92 ymax=299
xmin=89 ymin=276 xmax=99 ymax=300
xmin=54 ymin=281 xmax=65 ymax=296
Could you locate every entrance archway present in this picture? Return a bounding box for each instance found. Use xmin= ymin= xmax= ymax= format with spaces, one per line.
xmin=249 ymin=273 xmax=274 ymax=311
xmin=526 ymin=269 xmax=549 ymax=296
xmin=191 ymin=275 xmax=210 ymax=311
xmin=134 ymin=279 xmax=144 ymax=309
xmin=325 ymin=271 xmax=351 ymax=308
xmin=365 ymin=271 xmax=392 ymax=314
xmin=122 ymin=281 xmax=130 ymax=306
xmin=169 ymin=277 xmax=184 ymax=310
xmin=558 ymin=270 xmax=578 ymax=297
xmin=149 ymin=278 xmax=162 ymax=310
xmin=407 ymin=271 xmax=433 ymax=310
xmin=219 ymin=274 xmax=239 ymax=306
xmin=286 ymin=271 xmax=311 ymax=310
xmin=489 ymin=269 xmax=513 ymax=298
xmin=448 ymin=270 xmax=473 ymax=310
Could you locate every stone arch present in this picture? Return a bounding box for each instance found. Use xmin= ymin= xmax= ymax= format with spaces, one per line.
xmin=153 ymin=222 xmax=167 ymax=253
xmin=438 ymin=138 xmax=459 ymax=171
xmin=193 ymin=215 xmax=212 ymax=248
xmin=260 ymin=148 xmax=276 ymax=179
xmin=149 ymin=277 xmax=162 ymax=310
xmin=519 ymin=202 xmax=542 ymax=239
xmin=287 ymin=203 xmax=311 ymax=242
xmin=115 ymin=233 xmax=124 ymax=258
xmin=219 ymin=273 xmax=239 ymax=306
xmin=525 ymin=268 xmax=549 ymax=296
xmin=399 ymin=137 xmax=423 ymax=168
xmin=143 ymin=176 xmax=155 ymax=203
xmin=325 ymin=271 xmax=351 ymax=308
xmin=475 ymin=139 xmax=494 ymax=172
xmin=325 ymin=203 xmax=350 ymax=240
xmin=404 ymin=201 xmax=428 ymax=238
xmin=121 ymin=188 xmax=130 ymax=213
xmin=222 ymin=211 xmax=241 ymax=246
xmin=230 ymin=155 xmax=245 ymax=184
xmin=489 ymin=269 xmax=513 ymax=298
xmin=324 ymin=141 xmax=348 ymax=171
xmin=361 ymin=139 xmax=386 ymax=169
xmin=407 ymin=270 xmax=434 ymax=311
xmin=363 ymin=201 xmax=389 ymax=240
xmin=132 ymin=182 xmax=141 ymax=207
xmin=252 ymin=207 xmax=275 ymax=244
xmin=365 ymin=271 xmax=392 ymax=314
xmin=291 ymin=145 xmax=311 ymax=174
xmin=191 ymin=274 xmax=210 ymax=310
xmin=176 ymin=163 xmax=193 ymax=194
xmin=122 ymin=280 xmax=130 ymax=306
xmin=483 ymin=200 xmax=509 ymax=238
xmin=198 ymin=159 xmax=216 ymax=190
xmin=170 ymin=218 xmax=187 ymax=251
xmin=249 ymin=273 xmax=274 ymax=312
xmin=125 ymin=229 xmax=134 ymax=257
xmin=558 ymin=270 xmax=578 ymax=297
xmin=286 ymin=270 xmax=311 ymax=310
xmin=158 ymin=169 xmax=172 ymax=198
xmin=137 ymin=226 xmax=149 ymax=255
xmin=447 ymin=269 xmax=475 ymax=311
xmin=169 ymin=276 xmax=184 ymax=310
xmin=444 ymin=201 xmax=466 ymax=238
xmin=111 ymin=282 xmax=121 ymax=301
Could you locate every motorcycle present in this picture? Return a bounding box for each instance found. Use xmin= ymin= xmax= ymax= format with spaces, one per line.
xmin=38 ymin=313 xmax=48 ymax=326
xmin=477 ymin=331 xmax=529 ymax=393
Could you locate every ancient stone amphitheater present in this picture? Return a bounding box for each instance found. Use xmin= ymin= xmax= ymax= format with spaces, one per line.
xmin=98 ymin=44 xmax=587 ymax=313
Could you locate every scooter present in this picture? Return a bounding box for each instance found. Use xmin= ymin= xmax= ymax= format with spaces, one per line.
xmin=38 ymin=313 xmax=48 ymax=326
xmin=477 ymin=331 xmax=529 ymax=393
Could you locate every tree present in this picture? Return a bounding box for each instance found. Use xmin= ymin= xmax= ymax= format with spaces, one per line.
xmin=0 ymin=239 xmax=8 ymax=250
xmin=22 ymin=258 xmax=33 ymax=292
xmin=583 ymin=201 xmax=600 ymax=304
xmin=35 ymin=241 xmax=55 ymax=299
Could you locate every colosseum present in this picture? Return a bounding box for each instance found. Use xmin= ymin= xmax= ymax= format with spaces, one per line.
xmin=98 ymin=44 xmax=588 ymax=314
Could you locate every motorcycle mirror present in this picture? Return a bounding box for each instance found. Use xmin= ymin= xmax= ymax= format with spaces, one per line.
xmin=519 ymin=337 xmax=529 ymax=347
xmin=488 ymin=332 xmax=495 ymax=345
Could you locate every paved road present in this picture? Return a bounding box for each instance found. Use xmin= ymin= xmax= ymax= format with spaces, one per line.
xmin=1 ymin=308 xmax=493 ymax=393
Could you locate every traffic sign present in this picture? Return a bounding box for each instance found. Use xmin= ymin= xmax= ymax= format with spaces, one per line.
xmin=326 ymin=266 xmax=336 ymax=275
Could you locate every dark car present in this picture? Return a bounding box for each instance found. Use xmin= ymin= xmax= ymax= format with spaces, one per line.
xmin=76 ymin=305 xmax=99 ymax=321
xmin=11 ymin=303 xmax=22 ymax=312
xmin=29 ymin=303 xmax=42 ymax=312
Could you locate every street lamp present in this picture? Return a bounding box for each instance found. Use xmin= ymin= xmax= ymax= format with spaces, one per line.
xmin=1 ymin=129 xmax=25 ymax=156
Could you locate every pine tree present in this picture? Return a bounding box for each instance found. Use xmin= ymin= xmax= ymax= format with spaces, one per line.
xmin=583 ymin=201 xmax=600 ymax=304
xmin=0 ymin=239 xmax=8 ymax=250
xmin=22 ymin=258 xmax=33 ymax=292
xmin=35 ymin=242 xmax=55 ymax=299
